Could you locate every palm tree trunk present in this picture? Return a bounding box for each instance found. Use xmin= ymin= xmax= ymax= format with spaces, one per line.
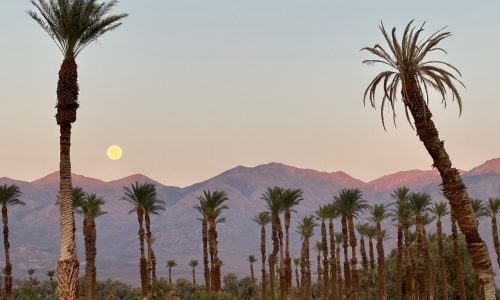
xmin=376 ymin=221 xmax=386 ymax=300
xmin=168 ymin=267 xmax=172 ymax=284
xmin=56 ymin=57 xmax=80 ymax=300
xmin=214 ymin=224 xmax=221 ymax=291
xmin=208 ymin=216 xmax=217 ymax=291
xmin=300 ymin=242 xmax=307 ymax=300
xmin=250 ymin=261 xmax=255 ymax=283
xmin=360 ymin=233 xmax=370 ymax=300
xmin=491 ymin=216 xmax=500 ymax=268
xmin=151 ymin=249 xmax=157 ymax=283
xmin=341 ymin=215 xmax=351 ymax=299
xmin=422 ymin=226 xmax=435 ymax=300
xmin=192 ymin=267 xmax=196 ymax=294
xmin=270 ymin=213 xmax=279 ymax=300
xmin=395 ymin=221 xmax=403 ymax=300
xmin=144 ymin=212 xmax=153 ymax=298
xmin=451 ymin=215 xmax=467 ymax=300
xmin=336 ymin=243 xmax=343 ymax=300
xmin=260 ymin=225 xmax=268 ymax=300
xmin=368 ymin=236 xmax=376 ymax=300
xmin=284 ymin=210 xmax=292 ymax=300
xmin=316 ymin=249 xmax=322 ymax=300
xmin=277 ymin=214 xmax=286 ymax=300
xmin=436 ymin=218 xmax=449 ymax=300
xmin=305 ymin=236 xmax=312 ymax=300
xmin=83 ymin=215 xmax=97 ymax=300
xmin=405 ymin=79 xmax=496 ymax=297
xmin=2 ymin=206 xmax=12 ymax=300
xmin=403 ymin=222 xmax=415 ymax=300
xmin=295 ymin=264 xmax=300 ymax=292
xmin=347 ymin=214 xmax=359 ymax=300
xmin=328 ymin=220 xmax=337 ymax=299
xmin=202 ymin=218 xmax=210 ymax=292
xmin=136 ymin=209 xmax=148 ymax=299
xmin=320 ymin=221 xmax=329 ymax=300
xmin=415 ymin=213 xmax=426 ymax=300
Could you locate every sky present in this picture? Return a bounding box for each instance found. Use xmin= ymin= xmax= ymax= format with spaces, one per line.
xmin=0 ymin=1 xmax=499 ymax=187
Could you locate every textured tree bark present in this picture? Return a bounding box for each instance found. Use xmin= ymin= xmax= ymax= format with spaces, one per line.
xmin=451 ymin=216 xmax=467 ymax=300
xmin=375 ymin=222 xmax=386 ymax=300
xmin=208 ymin=216 xmax=216 ymax=291
xmin=316 ymin=249 xmax=322 ymax=300
xmin=347 ymin=214 xmax=359 ymax=300
xmin=201 ymin=219 xmax=210 ymax=292
xmin=395 ymin=221 xmax=403 ymax=300
xmin=2 ymin=206 xmax=12 ymax=300
xmin=300 ymin=242 xmax=306 ymax=300
xmin=277 ymin=215 xmax=286 ymax=300
xmin=368 ymin=236 xmax=376 ymax=300
xmin=336 ymin=243 xmax=343 ymax=299
xmin=270 ymin=212 xmax=279 ymax=300
xmin=491 ymin=216 xmax=500 ymax=268
xmin=436 ymin=219 xmax=449 ymax=300
xmin=415 ymin=213 xmax=426 ymax=300
xmin=284 ymin=210 xmax=292 ymax=300
xmin=404 ymin=78 xmax=496 ymax=298
xmin=144 ymin=212 xmax=153 ymax=298
xmin=328 ymin=220 xmax=337 ymax=299
xmin=320 ymin=221 xmax=329 ymax=300
xmin=422 ymin=226 xmax=435 ymax=300
xmin=260 ymin=225 xmax=268 ymax=300
xmin=360 ymin=233 xmax=370 ymax=300
xmin=341 ymin=215 xmax=351 ymax=299
xmin=83 ymin=216 xmax=97 ymax=300
xmin=136 ymin=208 xmax=148 ymax=299
xmin=403 ymin=221 xmax=415 ymax=300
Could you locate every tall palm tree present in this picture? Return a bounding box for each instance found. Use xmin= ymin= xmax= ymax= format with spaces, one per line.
xmin=356 ymin=223 xmax=370 ymax=300
xmin=27 ymin=269 xmax=35 ymax=284
xmin=315 ymin=205 xmax=330 ymax=299
xmin=248 ymin=255 xmax=257 ymax=283
xmin=430 ymin=201 xmax=449 ymax=300
xmin=197 ymin=190 xmax=228 ymax=292
xmin=365 ymin=226 xmax=377 ymax=300
xmin=28 ymin=2 xmax=127 ymax=298
xmin=189 ymin=260 xmax=198 ymax=294
xmin=293 ymin=258 xmax=300 ymax=292
xmin=409 ymin=192 xmax=432 ymax=300
xmin=167 ymin=260 xmax=177 ymax=285
xmin=262 ymin=187 xmax=284 ymax=300
xmin=281 ymin=188 xmax=303 ymax=300
xmin=313 ymin=241 xmax=323 ymax=299
xmin=253 ymin=211 xmax=271 ymax=300
xmin=325 ymin=203 xmax=338 ymax=299
xmin=389 ymin=187 xmax=413 ymax=300
xmin=369 ymin=203 xmax=390 ymax=300
xmin=361 ymin=21 xmax=495 ymax=296
xmin=297 ymin=215 xmax=317 ymax=300
xmin=484 ymin=198 xmax=500 ymax=268
xmin=334 ymin=232 xmax=344 ymax=299
xmin=76 ymin=193 xmax=106 ymax=300
xmin=194 ymin=202 xmax=210 ymax=292
xmin=334 ymin=188 xmax=368 ymax=300
xmin=0 ymin=184 xmax=24 ymax=300
xmin=47 ymin=270 xmax=55 ymax=282
xmin=122 ymin=182 xmax=158 ymax=299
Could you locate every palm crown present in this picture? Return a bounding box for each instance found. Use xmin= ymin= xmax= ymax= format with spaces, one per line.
xmin=333 ymin=188 xmax=368 ymax=217
xmin=122 ymin=182 xmax=162 ymax=214
xmin=485 ymin=198 xmax=500 ymax=218
xmin=297 ymin=215 xmax=317 ymax=239
xmin=430 ymin=201 xmax=449 ymax=219
xmin=0 ymin=184 xmax=24 ymax=207
xmin=77 ymin=193 xmax=106 ymax=217
xmin=252 ymin=211 xmax=271 ymax=226
xmin=196 ymin=190 xmax=229 ymax=220
xmin=28 ymin=0 xmax=128 ymax=58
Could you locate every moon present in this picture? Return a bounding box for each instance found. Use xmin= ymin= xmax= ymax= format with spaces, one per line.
xmin=106 ymin=145 xmax=123 ymax=160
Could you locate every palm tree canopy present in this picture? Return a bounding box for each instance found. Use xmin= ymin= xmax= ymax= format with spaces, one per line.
xmin=421 ymin=212 xmax=436 ymax=226
xmin=261 ymin=186 xmax=284 ymax=214
xmin=189 ymin=260 xmax=199 ymax=268
xmin=293 ymin=258 xmax=301 ymax=266
xmin=297 ymin=215 xmax=317 ymax=239
xmin=471 ymin=198 xmax=488 ymax=219
xmin=121 ymin=182 xmax=163 ymax=214
xmin=76 ymin=193 xmax=107 ymax=217
xmin=361 ymin=20 xmax=464 ymax=129
xmin=27 ymin=268 xmax=36 ymax=275
xmin=196 ymin=190 xmax=229 ymax=220
xmin=280 ymin=188 xmax=303 ymax=212
xmin=485 ymin=198 xmax=500 ymax=218
xmin=248 ymin=255 xmax=257 ymax=263
xmin=252 ymin=211 xmax=271 ymax=226
xmin=370 ymin=203 xmax=390 ymax=223
xmin=333 ymin=188 xmax=368 ymax=218
xmin=28 ymin=0 xmax=128 ymax=58
xmin=409 ymin=192 xmax=432 ymax=214
xmin=389 ymin=186 xmax=412 ymax=221
xmin=365 ymin=225 xmax=377 ymax=240
xmin=334 ymin=232 xmax=343 ymax=245
xmin=167 ymin=260 xmax=177 ymax=268
xmin=356 ymin=222 xmax=371 ymax=236
xmin=313 ymin=241 xmax=324 ymax=252
xmin=430 ymin=201 xmax=449 ymax=219
xmin=0 ymin=184 xmax=24 ymax=207
xmin=47 ymin=270 xmax=55 ymax=277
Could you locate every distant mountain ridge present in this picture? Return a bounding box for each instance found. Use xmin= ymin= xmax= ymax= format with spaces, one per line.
xmin=1 ymin=158 xmax=500 ymax=283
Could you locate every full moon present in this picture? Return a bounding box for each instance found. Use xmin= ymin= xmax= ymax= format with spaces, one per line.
xmin=106 ymin=145 xmax=123 ymax=160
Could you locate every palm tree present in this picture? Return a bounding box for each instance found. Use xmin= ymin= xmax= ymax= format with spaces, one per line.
xmin=361 ymin=20 xmax=495 ymax=296
xmin=297 ymin=215 xmax=317 ymax=300
xmin=430 ymin=201 xmax=450 ymax=300
xmin=252 ymin=211 xmax=271 ymax=300
xmin=262 ymin=186 xmax=284 ymax=300
xmin=293 ymin=258 xmax=301 ymax=292
xmin=389 ymin=187 xmax=413 ymax=300
xmin=28 ymin=2 xmax=127 ymax=297
xmin=47 ymin=270 xmax=55 ymax=282
xmin=365 ymin=226 xmax=377 ymax=300
xmin=451 ymin=213 xmax=466 ymax=299
xmin=167 ymin=260 xmax=177 ymax=285
xmin=194 ymin=202 xmax=210 ymax=292
xmin=409 ymin=192 xmax=432 ymax=300
xmin=484 ymin=198 xmax=500 ymax=268
xmin=189 ymin=260 xmax=198 ymax=294
xmin=313 ymin=241 xmax=323 ymax=299
xmin=325 ymin=203 xmax=338 ymax=299
xmin=0 ymin=184 xmax=24 ymax=300
xmin=369 ymin=203 xmax=390 ymax=300
xmin=27 ymin=269 xmax=35 ymax=284
xmin=248 ymin=255 xmax=257 ymax=283
xmin=334 ymin=232 xmax=344 ymax=299
xmin=281 ymin=188 xmax=303 ymax=299
xmin=76 ymin=193 xmax=106 ymax=300
xmin=197 ymin=190 xmax=228 ymax=292
xmin=334 ymin=188 xmax=368 ymax=300
xmin=315 ymin=205 xmax=330 ymax=300
xmin=356 ymin=223 xmax=370 ymax=300
xmin=122 ymin=182 xmax=158 ymax=298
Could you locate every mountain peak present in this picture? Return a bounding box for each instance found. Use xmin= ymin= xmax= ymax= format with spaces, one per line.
xmin=466 ymin=158 xmax=500 ymax=176
xmin=32 ymin=171 xmax=106 ymax=187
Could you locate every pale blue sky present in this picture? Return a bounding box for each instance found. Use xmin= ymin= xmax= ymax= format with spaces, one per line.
xmin=1 ymin=1 xmax=499 ymax=186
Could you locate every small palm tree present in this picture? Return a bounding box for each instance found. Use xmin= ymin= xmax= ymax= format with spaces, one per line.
xmin=361 ymin=20 xmax=495 ymax=295
xmin=27 ymin=269 xmax=35 ymax=284
xmin=430 ymin=201 xmax=450 ymax=300
xmin=166 ymin=260 xmax=177 ymax=285
xmin=28 ymin=2 xmax=127 ymax=297
xmin=252 ymin=211 xmax=271 ymax=300
xmin=46 ymin=270 xmax=55 ymax=282
xmin=369 ymin=204 xmax=390 ymax=300
xmin=0 ymin=184 xmax=24 ymax=300
xmin=315 ymin=205 xmax=330 ymax=298
xmin=297 ymin=215 xmax=317 ymax=300
xmin=77 ymin=193 xmax=106 ymax=300
xmin=484 ymin=198 xmax=500 ymax=268
xmin=188 ymin=260 xmax=198 ymax=294
xmin=247 ymin=255 xmax=257 ymax=283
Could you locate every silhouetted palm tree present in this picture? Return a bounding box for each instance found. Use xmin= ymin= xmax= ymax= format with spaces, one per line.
xmin=0 ymin=184 xmax=24 ymax=300
xmin=189 ymin=260 xmax=198 ymax=294
xmin=28 ymin=2 xmax=127 ymax=297
xmin=47 ymin=270 xmax=55 ymax=282
xmin=361 ymin=21 xmax=495 ymax=296
xmin=27 ymin=269 xmax=35 ymax=284
xmin=297 ymin=215 xmax=317 ymax=300
xmin=253 ymin=211 xmax=271 ymax=300
xmin=248 ymin=255 xmax=257 ymax=283
xmin=167 ymin=260 xmax=177 ymax=285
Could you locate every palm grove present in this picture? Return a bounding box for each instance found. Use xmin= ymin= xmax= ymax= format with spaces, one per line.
xmin=7 ymin=0 xmax=495 ymax=298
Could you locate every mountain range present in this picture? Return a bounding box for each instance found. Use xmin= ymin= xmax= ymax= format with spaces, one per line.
xmin=1 ymin=158 xmax=500 ymax=284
